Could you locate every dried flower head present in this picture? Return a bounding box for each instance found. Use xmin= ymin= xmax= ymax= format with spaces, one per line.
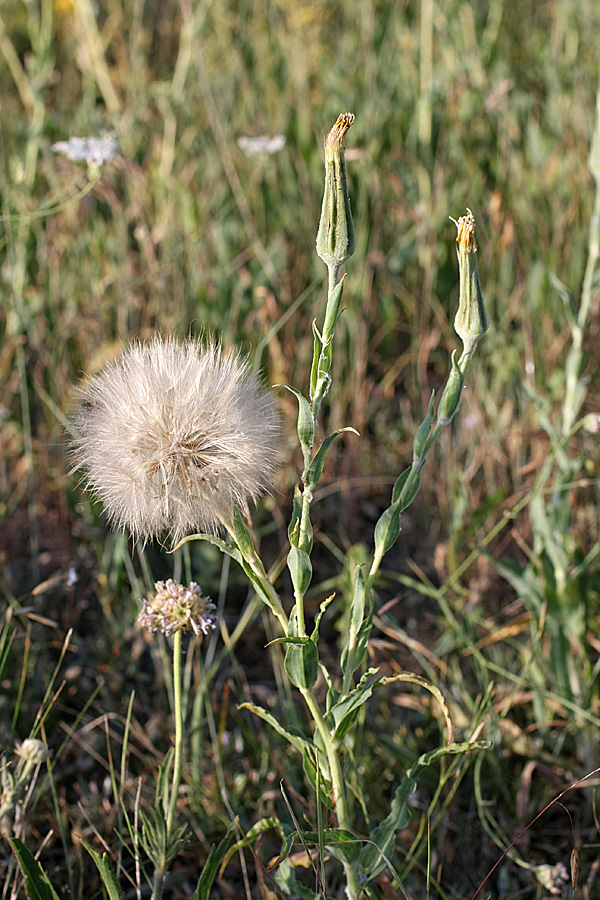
xmin=138 ymin=580 xmax=217 ymax=636
xmin=70 ymin=336 xmax=281 ymax=546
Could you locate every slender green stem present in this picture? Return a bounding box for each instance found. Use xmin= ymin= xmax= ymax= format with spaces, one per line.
xmin=327 ymin=262 xmax=340 ymax=298
xmin=219 ymin=517 xmax=289 ymax=635
xmin=312 ymin=264 xmax=343 ymax=420
xmin=152 ymin=631 xmax=184 ymax=899
xmin=365 ymin=347 xmax=471 ymax=596
xmin=294 ymin=585 xmax=307 ymax=636
xmin=245 ymin=553 xmax=289 ymax=636
xmin=293 ymin=479 xmax=314 ymax=636
xmin=301 ymin=691 xmax=347 ymax=826
xmin=167 ymin=629 xmax=184 ymax=836
xmin=299 ymin=481 xmax=314 ymax=548
xmin=151 ymin=869 xmax=163 ymax=900
xmin=294 ymin=262 xmax=344 ymax=632
xmin=562 ymin=167 xmax=600 ymax=436
xmin=300 ymin=687 xmax=362 ymax=900
xmin=365 ymin=550 xmax=384 ymax=599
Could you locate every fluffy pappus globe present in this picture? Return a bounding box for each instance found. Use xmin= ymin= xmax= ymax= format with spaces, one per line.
xmin=70 ymin=336 xmax=282 ymax=546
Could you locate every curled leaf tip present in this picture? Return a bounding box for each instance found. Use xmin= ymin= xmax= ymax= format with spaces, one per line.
xmin=450 ymin=208 xmax=477 ymax=252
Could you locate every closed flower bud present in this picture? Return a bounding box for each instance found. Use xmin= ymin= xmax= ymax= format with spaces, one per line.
xmin=15 ymin=739 xmax=49 ymax=766
xmin=452 ymin=209 xmax=489 ymax=357
xmin=316 ymin=113 xmax=356 ymax=269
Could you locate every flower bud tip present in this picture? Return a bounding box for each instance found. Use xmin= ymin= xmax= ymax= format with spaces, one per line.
xmin=450 ymin=207 xmax=477 ymax=253
xmin=324 ymin=112 xmax=355 ymax=161
xmin=451 ymin=208 xmax=489 ymax=356
xmin=316 ymin=113 xmax=356 ymax=268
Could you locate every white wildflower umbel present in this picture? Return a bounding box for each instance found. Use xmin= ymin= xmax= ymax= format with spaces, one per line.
xmin=70 ymin=337 xmax=281 ymax=546
xmin=237 ymin=134 xmax=286 ymax=156
xmin=51 ymin=132 xmax=119 ymax=166
xmin=138 ymin=580 xmax=217 ymax=636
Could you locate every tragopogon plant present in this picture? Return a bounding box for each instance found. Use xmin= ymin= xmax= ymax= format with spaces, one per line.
xmin=69 ymin=113 xmax=491 ymax=899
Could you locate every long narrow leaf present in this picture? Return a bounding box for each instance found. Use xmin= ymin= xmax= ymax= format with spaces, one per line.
xmin=9 ymin=838 xmax=61 ymax=900
xmin=305 ymin=427 xmax=359 ymax=487
xmin=278 ymin=383 xmax=314 ymax=449
xmin=221 ymin=817 xmax=289 ymax=872
xmin=378 ymin=673 xmax=454 ymax=745
xmin=358 ymin=740 xmax=490 ymax=882
xmin=238 ymin=701 xmax=314 ymax=754
xmin=81 ymin=842 xmax=125 ymax=900
xmin=194 ymin=823 xmax=237 ymax=900
xmin=327 ymin=668 xmax=380 ymax=741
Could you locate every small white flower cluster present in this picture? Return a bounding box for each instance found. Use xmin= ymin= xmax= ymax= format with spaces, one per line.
xmin=237 ymin=134 xmax=286 ymax=156
xmin=51 ymin=133 xmax=119 ymax=166
xmin=138 ymin=580 xmax=217 ymax=637
xmin=534 ymin=863 xmax=569 ymax=896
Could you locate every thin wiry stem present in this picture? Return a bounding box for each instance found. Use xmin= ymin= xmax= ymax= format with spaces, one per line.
xmin=167 ymin=629 xmax=184 ymax=838
xmin=300 ymin=688 xmax=362 ymax=900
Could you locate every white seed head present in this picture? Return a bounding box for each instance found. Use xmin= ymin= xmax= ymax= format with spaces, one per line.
xmin=70 ymin=336 xmax=281 ymax=546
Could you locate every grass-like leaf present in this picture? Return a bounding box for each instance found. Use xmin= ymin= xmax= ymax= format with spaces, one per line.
xmin=81 ymin=842 xmax=125 ymax=900
xmin=359 ymin=741 xmax=491 ymax=882
xmin=9 ymin=838 xmax=61 ymax=900
xmin=193 ymin=821 xmax=237 ymax=900
xmin=238 ymin=701 xmax=314 ymax=754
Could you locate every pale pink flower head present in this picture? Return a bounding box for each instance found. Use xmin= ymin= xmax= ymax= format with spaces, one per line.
xmin=138 ymin=580 xmax=217 ymax=636
xmin=70 ymin=336 xmax=281 ymax=546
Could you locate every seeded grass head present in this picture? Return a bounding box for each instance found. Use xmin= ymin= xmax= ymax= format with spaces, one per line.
xmin=70 ymin=336 xmax=281 ymax=546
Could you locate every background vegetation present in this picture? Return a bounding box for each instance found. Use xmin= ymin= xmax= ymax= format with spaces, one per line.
xmin=1 ymin=0 xmax=600 ymax=897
